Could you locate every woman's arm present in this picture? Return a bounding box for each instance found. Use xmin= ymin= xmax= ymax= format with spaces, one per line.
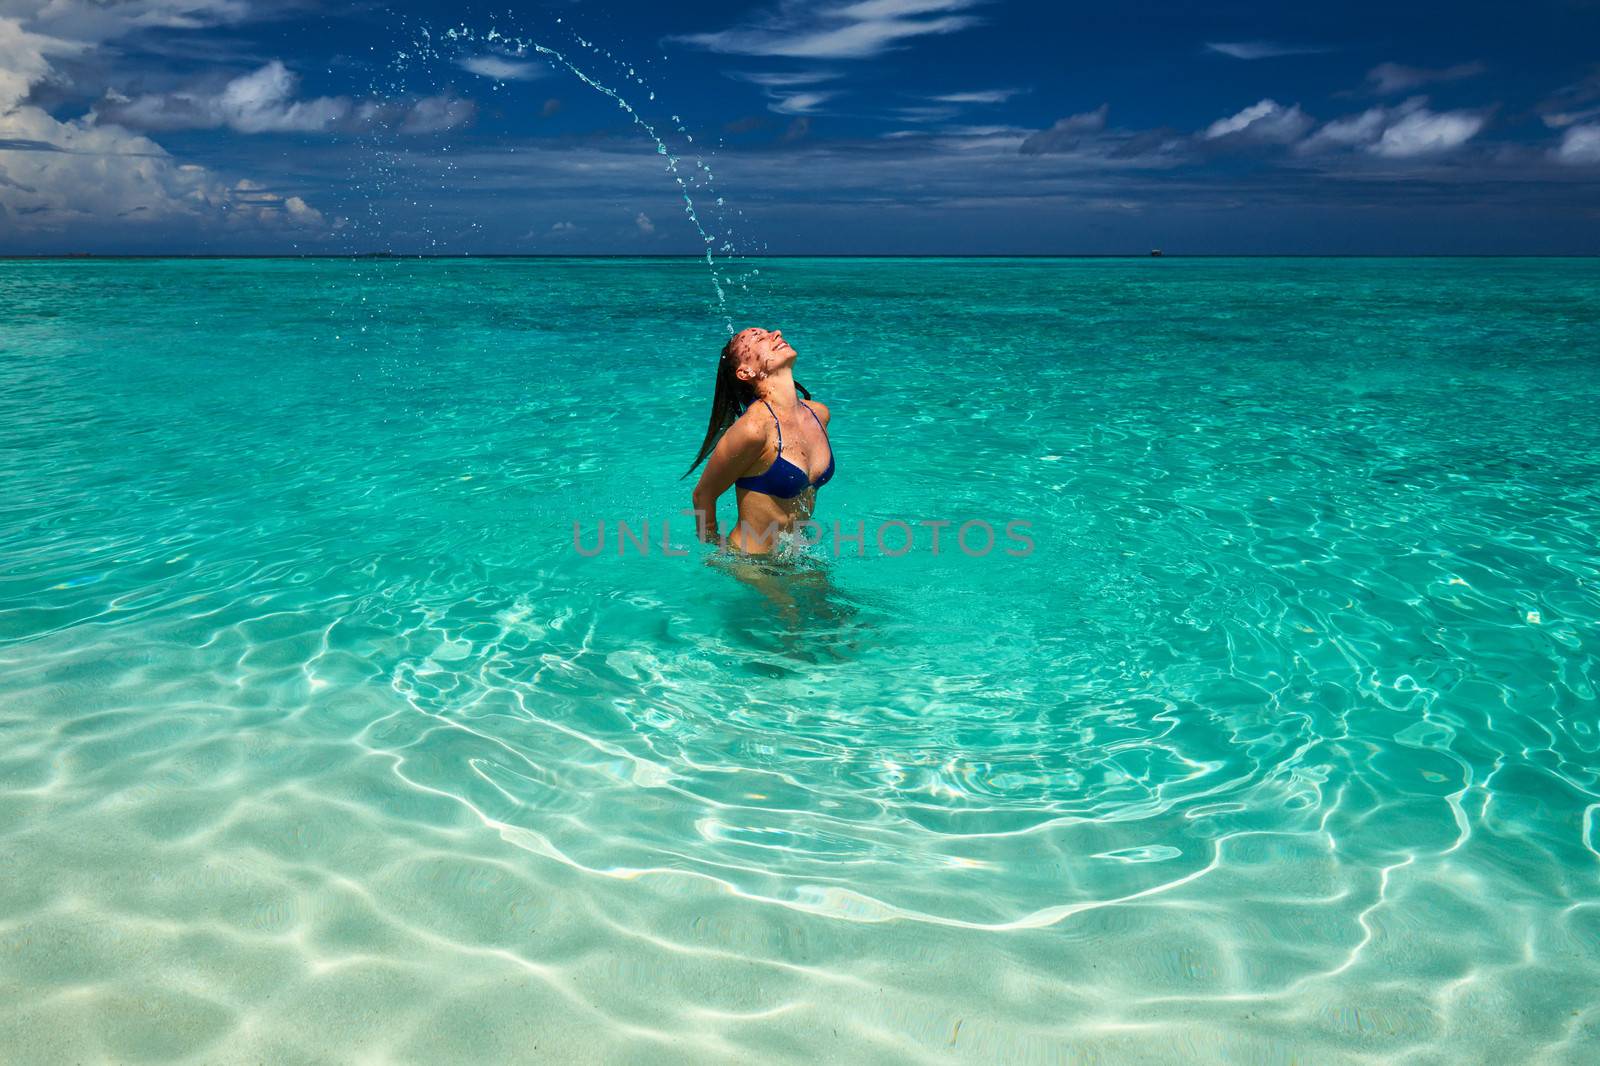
xmin=690 ymin=417 xmax=764 ymax=543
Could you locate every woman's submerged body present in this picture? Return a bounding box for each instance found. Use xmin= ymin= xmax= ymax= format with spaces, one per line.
xmin=687 ymin=327 xmax=834 ymax=556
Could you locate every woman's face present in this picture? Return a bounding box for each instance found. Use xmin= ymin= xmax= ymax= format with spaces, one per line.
xmin=728 ymin=327 xmax=795 ymax=383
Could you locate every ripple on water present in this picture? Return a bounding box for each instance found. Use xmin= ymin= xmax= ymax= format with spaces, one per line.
xmin=3 ymin=257 xmax=1600 ymax=1062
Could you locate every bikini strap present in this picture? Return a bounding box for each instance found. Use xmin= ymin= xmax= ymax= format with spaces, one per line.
xmin=760 ymin=399 xmax=783 ymax=453
xmin=801 ymin=401 xmax=827 ymax=436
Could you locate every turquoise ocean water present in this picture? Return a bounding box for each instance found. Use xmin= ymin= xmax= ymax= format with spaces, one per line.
xmin=2 ymin=257 xmax=1598 ymax=1063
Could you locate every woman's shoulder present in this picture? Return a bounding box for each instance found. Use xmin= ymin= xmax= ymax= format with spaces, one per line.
xmin=802 ymin=399 xmax=831 ymax=425
xmin=730 ymin=405 xmax=770 ymax=434
xmin=723 ymin=406 xmax=772 ymax=449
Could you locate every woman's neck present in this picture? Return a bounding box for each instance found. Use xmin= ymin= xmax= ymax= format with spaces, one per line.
xmin=754 ymin=368 xmax=800 ymax=409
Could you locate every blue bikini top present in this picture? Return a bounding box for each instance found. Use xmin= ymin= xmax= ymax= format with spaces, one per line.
xmin=735 ymin=399 xmax=835 ymax=499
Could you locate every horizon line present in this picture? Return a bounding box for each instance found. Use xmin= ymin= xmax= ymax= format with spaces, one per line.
xmin=2 ymin=253 xmax=1597 ymax=261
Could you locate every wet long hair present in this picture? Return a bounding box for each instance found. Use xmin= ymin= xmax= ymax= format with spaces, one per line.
xmin=682 ymin=335 xmax=810 ymax=479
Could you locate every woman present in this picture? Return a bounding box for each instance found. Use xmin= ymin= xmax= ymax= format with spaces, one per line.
xmin=683 ymin=327 xmax=835 ymax=555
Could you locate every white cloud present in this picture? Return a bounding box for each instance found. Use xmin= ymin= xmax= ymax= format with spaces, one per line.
xmin=1366 ymin=61 xmax=1486 ymax=95
xmin=729 ymin=70 xmax=841 ymax=88
xmin=676 ymin=0 xmax=984 ymax=59
xmin=0 ymin=98 xmax=303 ymax=232
xmin=9 ymin=1 xmax=249 ymax=43
xmin=1297 ymin=106 xmax=1389 ymax=153
xmin=459 ymin=55 xmax=546 ymax=81
xmin=726 ymin=70 xmax=843 ymax=114
xmin=216 ymin=61 xmax=348 ymax=132
xmin=0 ymin=10 xmax=330 ymax=237
xmin=634 ymin=211 xmax=655 ymax=235
xmin=1298 ymin=98 xmax=1485 ymax=159
xmin=1027 ymin=96 xmax=1479 ymax=167
xmin=769 ymin=90 xmax=836 ymax=115
xmin=1554 ymin=123 xmax=1600 ymax=165
xmin=1203 ymin=99 xmax=1312 ymax=144
xmin=0 ymin=16 xmax=80 ymax=107
xmin=284 ymin=195 xmax=322 ymax=226
xmin=94 ymin=61 xmax=349 ymax=132
xmin=399 ymin=93 xmax=476 ymax=134
xmin=1206 ymin=41 xmax=1330 ymax=60
xmin=95 ymin=63 xmax=476 ymax=136
xmin=931 ymin=88 xmax=1022 ymax=104
xmin=1371 ymin=108 xmax=1483 ymax=158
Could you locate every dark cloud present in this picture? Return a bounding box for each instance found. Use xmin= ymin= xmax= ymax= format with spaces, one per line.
xmin=1019 ymin=106 xmax=1187 ymax=167
xmin=1017 ymin=105 xmax=1109 ymax=154
xmin=1537 ymin=66 xmax=1600 ymax=127
xmin=0 ymin=138 xmax=66 ymax=152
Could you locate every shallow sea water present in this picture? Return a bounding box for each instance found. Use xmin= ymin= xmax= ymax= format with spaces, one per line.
xmin=2 ymin=257 xmax=1599 ymax=1063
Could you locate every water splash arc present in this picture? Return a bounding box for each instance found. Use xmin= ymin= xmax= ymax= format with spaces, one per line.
xmin=423 ymin=26 xmax=741 ymax=335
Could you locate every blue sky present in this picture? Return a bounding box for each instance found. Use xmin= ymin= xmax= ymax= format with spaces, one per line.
xmin=2 ymin=0 xmax=1598 ymax=254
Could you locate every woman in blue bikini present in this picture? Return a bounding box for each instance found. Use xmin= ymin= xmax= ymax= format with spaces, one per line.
xmin=684 ymin=327 xmax=835 ymax=556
